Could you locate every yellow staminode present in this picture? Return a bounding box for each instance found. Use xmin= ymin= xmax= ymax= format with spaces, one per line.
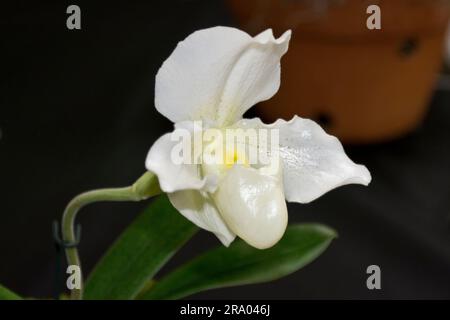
xmin=224 ymin=146 xmax=249 ymax=169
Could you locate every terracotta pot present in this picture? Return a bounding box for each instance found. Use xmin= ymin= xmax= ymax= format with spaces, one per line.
xmin=228 ymin=0 xmax=450 ymax=143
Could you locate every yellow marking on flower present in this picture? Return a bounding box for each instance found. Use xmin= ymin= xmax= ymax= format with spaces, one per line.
xmin=224 ymin=148 xmax=249 ymax=169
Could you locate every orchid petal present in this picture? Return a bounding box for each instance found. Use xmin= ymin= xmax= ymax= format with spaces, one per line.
xmin=145 ymin=132 xmax=216 ymax=193
xmin=168 ymin=190 xmax=236 ymax=246
xmin=234 ymin=116 xmax=371 ymax=203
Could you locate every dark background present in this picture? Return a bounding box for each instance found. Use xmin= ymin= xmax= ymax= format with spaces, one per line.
xmin=1 ymin=0 xmax=450 ymax=299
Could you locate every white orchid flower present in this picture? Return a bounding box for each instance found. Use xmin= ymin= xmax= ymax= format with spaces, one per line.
xmin=146 ymin=26 xmax=371 ymax=249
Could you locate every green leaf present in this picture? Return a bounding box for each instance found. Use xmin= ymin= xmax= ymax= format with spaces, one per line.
xmin=140 ymin=223 xmax=336 ymax=300
xmin=0 ymin=284 xmax=22 ymax=300
xmin=84 ymin=195 xmax=198 ymax=299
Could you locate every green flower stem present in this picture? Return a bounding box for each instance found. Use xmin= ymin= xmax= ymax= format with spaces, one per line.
xmin=61 ymin=171 xmax=160 ymax=300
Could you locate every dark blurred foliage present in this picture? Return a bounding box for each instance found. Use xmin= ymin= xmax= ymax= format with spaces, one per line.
xmin=0 ymin=0 xmax=449 ymax=299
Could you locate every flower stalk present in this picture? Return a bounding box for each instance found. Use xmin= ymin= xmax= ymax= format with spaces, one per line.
xmin=61 ymin=171 xmax=160 ymax=300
